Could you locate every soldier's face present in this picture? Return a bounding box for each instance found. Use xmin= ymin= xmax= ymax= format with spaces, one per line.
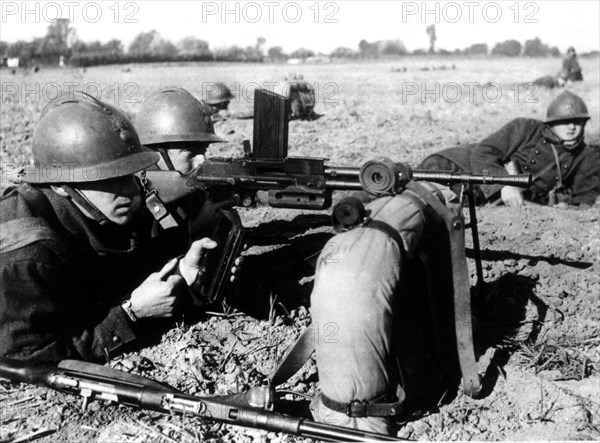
xmin=74 ymin=175 xmax=140 ymax=225
xmin=549 ymin=119 xmax=585 ymax=144
xmin=160 ymin=142 xmax=210 ymax=174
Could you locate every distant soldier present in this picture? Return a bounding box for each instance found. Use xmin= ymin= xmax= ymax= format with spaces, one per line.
xmin=558 ymin=46 xmax=583 ymax=83
xmin=275 ymin=74 xmax=317 ymax=120
xmin=419 ymin=91 xmax=600 ymax=207
xmin=203 ymin=82 xmax=235 ymax=120
xmin=0 ymin=91 xmax=218 ymax=362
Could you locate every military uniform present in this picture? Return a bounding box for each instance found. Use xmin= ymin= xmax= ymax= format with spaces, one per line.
xmin=135 ymin=88 xmax=228 ymax=256
xmin=0 ymin=185 xmax=163 ymax=362
xmin=559 ymin=48 xmax=583 ymax=82
xmin=0 ymin=92 xmax=166 ymax=362
xmin=419 ymin=92 xmax=600 ymax=206
xmin=419 ymin=118 xmax=600 ymax=205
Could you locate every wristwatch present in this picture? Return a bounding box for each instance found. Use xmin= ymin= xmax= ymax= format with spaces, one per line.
xmin=121 ymin=299 xmax=138 ymax=323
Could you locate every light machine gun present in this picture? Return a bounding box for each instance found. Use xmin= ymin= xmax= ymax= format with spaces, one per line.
xmin=142 ymin=89 xmax=530 ymax=302
xmin=0 ymin=357 xmax=399 ymax=442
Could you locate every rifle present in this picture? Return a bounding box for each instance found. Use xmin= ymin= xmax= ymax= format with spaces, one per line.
xmin=0 ymin=357 xmax=400 ymax=442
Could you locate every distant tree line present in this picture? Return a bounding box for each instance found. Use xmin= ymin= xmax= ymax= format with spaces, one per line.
xmin=1 ymin=20 xmax=597 ymax=69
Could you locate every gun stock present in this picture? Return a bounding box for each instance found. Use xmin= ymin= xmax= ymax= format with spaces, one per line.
xmin=0 ymin=357 xmax=400 ymax=442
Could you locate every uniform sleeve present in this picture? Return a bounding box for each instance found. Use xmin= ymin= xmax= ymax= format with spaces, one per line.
xmin=472 ymin=118 xmax=539 ymax=199
xmin=0 ymin=247 xmax=138 ymax=363
xmin=568 ymin=148 xmax=600 ymax=206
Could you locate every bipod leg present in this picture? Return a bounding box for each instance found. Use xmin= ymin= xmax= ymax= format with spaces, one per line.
xmin=465 ymin=184 xmax=484 ymax=296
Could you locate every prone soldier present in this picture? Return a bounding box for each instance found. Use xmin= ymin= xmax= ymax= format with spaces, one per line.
xmin=0 ymin=91 xmax=219 ymax=362
xmin=134 ymin=87 xmax=242 ymax=305
xmin=419 ymin=91 xmax=600 ymax=207
xmin=135 ymin=88 xmax=238 ymax=248
xmin=202 ymin=82 xmax=235 ymax=121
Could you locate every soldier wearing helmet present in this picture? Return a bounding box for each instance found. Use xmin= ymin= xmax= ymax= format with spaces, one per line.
xmin=419 ymin=91 xmax=600 ymax=207
xmin=202 ymin=82 xmax=234 ymax=117
xmin=135 ymin=88 xmax=240 ymax=256
xmin=0 ymin=91 xmax=218 ymax=362
xmin=558 ymin=46 xmax=583 ymax=83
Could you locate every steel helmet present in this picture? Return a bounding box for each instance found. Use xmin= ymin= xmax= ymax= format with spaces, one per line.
xmin=203 ymin=82 xmax=234 ymax=105
xmin=136 ymin=88 xmax=225 ymax=145
xmin=545 ymin=91 xmax=590 ymax=124
xmin=24 ymin=91 xmax=158 ymax=183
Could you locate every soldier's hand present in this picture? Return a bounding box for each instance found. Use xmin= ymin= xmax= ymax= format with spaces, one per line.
xmin=190 ymin=188 xmax=240 ymax=236
xmin=179 ymin=238 xmax=218 ymax=285
xmin=501 ymin=186 xmax=525 ymax=207
xmin=130 ymin=258 xmax=184 ymax=318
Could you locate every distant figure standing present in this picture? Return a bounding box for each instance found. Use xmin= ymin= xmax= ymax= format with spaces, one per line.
xmin=59 ymin=55 xmax=65 ymax=69
xmin=558 ymin=46 xmax=583 ymax=82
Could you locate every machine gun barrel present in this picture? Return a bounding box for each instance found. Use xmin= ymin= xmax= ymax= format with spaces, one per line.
xmin=411 ymin=169 xmax=532 ymax=188
xmin=323 ymin=165 xmax=532 ymax=189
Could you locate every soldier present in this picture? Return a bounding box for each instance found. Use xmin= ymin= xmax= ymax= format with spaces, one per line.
xmin=309 ymin=183 xmax=468 ymax=435
xmin=418 ymin=91 xmax=600 ymax=207
xmin=135 ymin=88 xmax=237 ymax=251
xmin=558 ymin=46 xmax=583 ymax=83
xmin=202 ymin=82 xmax=235 ymax=120
xmin=0 ymin=91 xmax=217 ymax=362
xmin=135 ymin=88 xmax=242 ymax=307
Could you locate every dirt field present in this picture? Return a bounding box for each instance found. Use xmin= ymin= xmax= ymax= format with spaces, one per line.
xmin=1 ymin=56 xmax=599 ymax=442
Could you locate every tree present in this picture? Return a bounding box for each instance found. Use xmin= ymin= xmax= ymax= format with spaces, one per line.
xmin=267 ymin=46 xmax=288 ymax=61
xmin=330 ymin=47 xmax=358 ymax=59
xmin=176 ymin=36 xmax=211 ymax=59
xmin=426 ymin=24 xmax=437 ymax=54
xmin=128 ymin=30 xmax=176 ymax=58
xmin=358 ymin=39 xmax=380 ymax=58
xmin=491 ymin=40 xmax=522 ymax=57
xmin=523 ymin=37 xmax=552 ymax=57
xmin=381 ymin=39 xmax=407 ymax=56
xmin=290 ymin=48 xmax=314 ymax=59
xmin=35 ymin=19 xmax=74 ymax=63
xmin=464 ymin=43 xmax=488 ymax=55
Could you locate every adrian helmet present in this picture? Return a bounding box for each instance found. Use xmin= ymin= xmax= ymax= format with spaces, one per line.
xmin=545 ymin=91 xmax=590 ymax=124
xmin=27 ymin=90 xmax=158 ymax=183
xmin=202 ymin=82 xmax=234 ymax=105
xmin=135 ymin=88 xmax=225 ymax=145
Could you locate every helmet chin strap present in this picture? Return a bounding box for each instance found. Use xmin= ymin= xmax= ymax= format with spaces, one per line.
xmin=158 ymin=147 xmax=176 ymax=171
xmin=562 ymin=131 xmax=585 ymax=151
xmin=60 ymin=185 xmax=110 ymax=226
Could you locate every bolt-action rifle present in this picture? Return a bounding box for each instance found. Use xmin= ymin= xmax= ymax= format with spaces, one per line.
xmin=0 ymin=357 xmax=400 ymax=442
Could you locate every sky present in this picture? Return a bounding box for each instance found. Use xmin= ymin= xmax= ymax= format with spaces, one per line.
xmin=1 ymin=1 xmax=599 ymax=54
